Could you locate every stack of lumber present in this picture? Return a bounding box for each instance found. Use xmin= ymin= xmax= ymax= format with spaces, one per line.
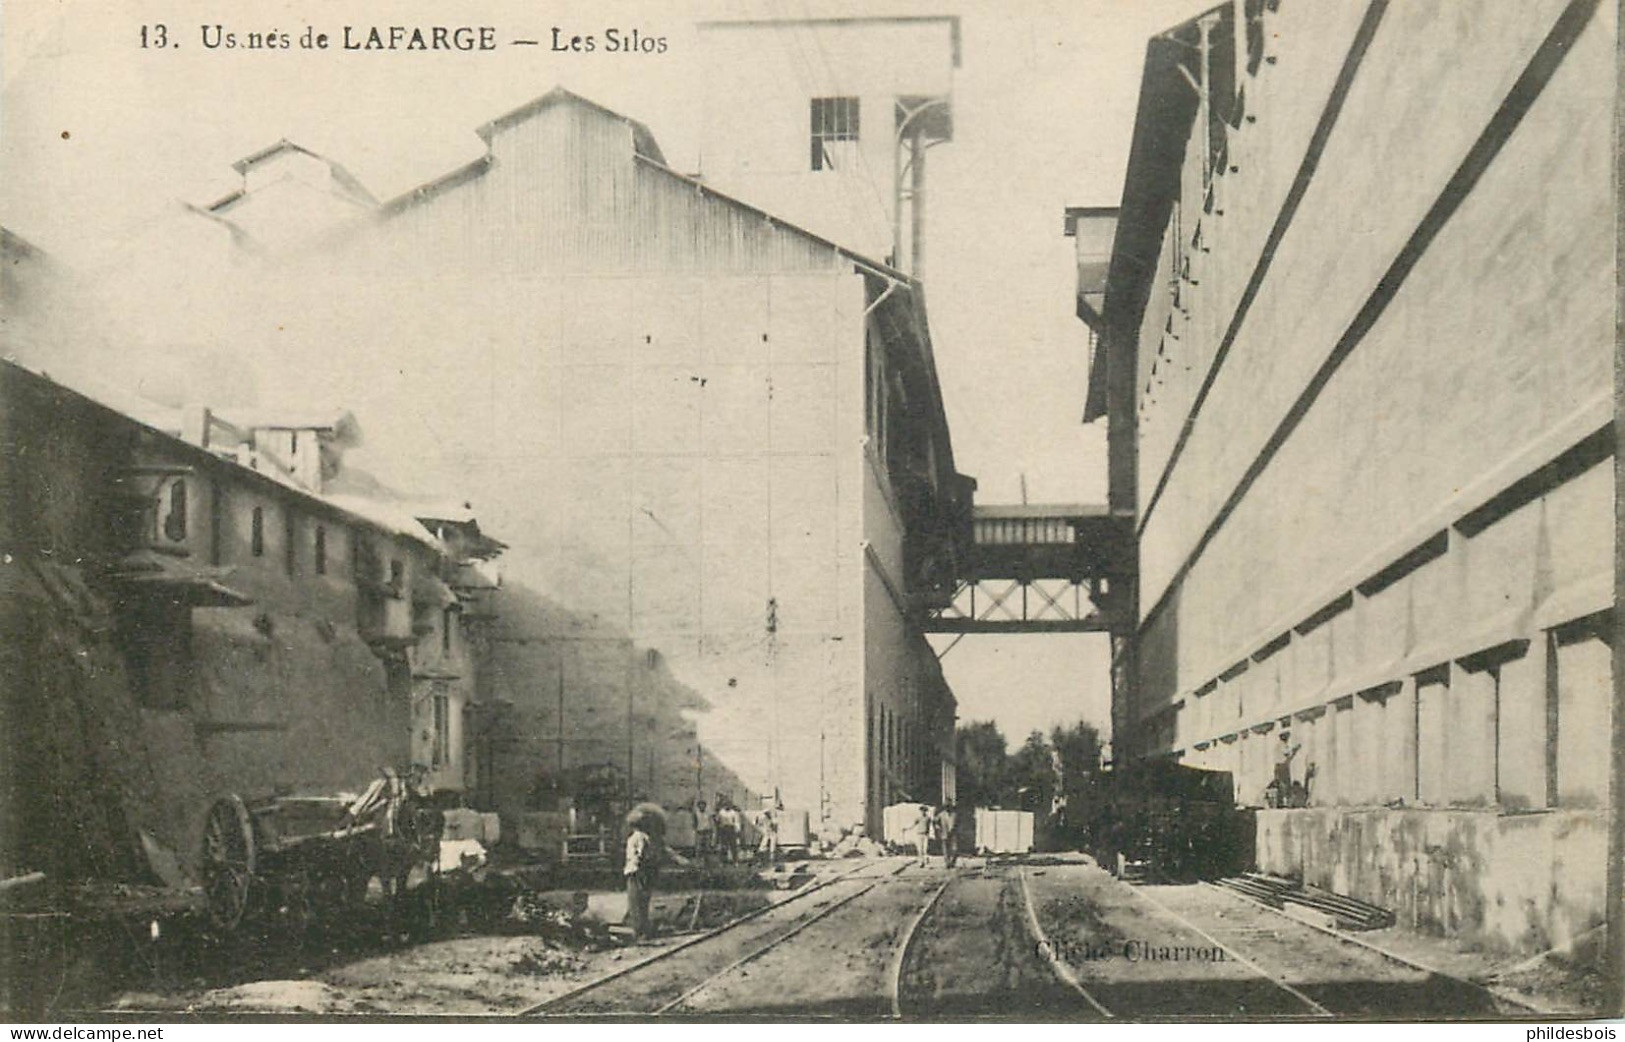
xmin=1214 ymin=873 xmax=1394 ymax=930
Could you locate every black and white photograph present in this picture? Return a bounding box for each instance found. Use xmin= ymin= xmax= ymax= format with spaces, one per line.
xmin=0 ymin=0 xmax=1619 ymax=1024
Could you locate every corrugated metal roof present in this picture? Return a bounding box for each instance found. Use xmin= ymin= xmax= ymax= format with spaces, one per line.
xmin=475 ymin=86 xmax=666 ymax=164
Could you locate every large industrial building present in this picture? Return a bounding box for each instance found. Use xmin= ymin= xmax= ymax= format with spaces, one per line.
xmin=161 ymin=19 xmax=972 ymax=838
xmin=1086 ymin=0 xmax=1613 ymax=954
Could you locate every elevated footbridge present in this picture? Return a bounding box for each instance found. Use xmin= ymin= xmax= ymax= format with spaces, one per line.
xmin=922 ymin=504 xmax=1135 ymax=634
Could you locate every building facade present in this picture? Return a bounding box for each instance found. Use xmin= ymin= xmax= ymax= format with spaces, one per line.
xmin=0 ymin=357 xmax=500 ymax=878
xmin=1089 ymin=0 xmax=1613 ymax=954
xmin=697 ymin=16 xmax=959 ymax=274
xmin=177 ymin=88 xmax=970 ymax=837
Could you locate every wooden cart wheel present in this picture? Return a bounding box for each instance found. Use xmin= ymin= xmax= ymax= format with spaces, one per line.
xmin=202 ymin=794 xmax=257 ymax=931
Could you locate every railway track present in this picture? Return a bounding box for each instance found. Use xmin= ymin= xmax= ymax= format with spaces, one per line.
xmin=657 ymin=860 xmax=935 ymax=1015
xmin=1194 ymin=880 xmax=1542 ymax=1016
xmin=522 ymin=858 xmax=913 ymax=1016
xmin=523 ymin=854 xmax=1513 ymax=1018
xmin=1017 ymin=865 xmax=1115 ymax=1017
xmin=1017 ymin=864 xmax=1333 ymax=1019
xmin=887 ymin=874 xmax=953 ymax=1017
xmin=1125 ymin=880 xmax=1334 ymax=1016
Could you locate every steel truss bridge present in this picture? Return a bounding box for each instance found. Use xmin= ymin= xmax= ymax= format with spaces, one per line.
xmin=921 ymin=504 xmax=1135 ymax=635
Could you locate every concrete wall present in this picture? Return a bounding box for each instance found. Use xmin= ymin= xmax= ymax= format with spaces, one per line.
xmin=1128 ymin=0 xmax=1613 ymax=761
xmin=1111 ymin=0 xmax=1614 ymax=955
xmin=1257 ymin=807 xmax=1607 ymax=956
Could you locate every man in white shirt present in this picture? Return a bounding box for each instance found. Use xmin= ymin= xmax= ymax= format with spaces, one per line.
xmin=623 ymin=818 xmax=656 ymax=941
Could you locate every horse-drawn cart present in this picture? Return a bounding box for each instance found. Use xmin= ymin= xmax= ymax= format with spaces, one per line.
xmin=200 ymin=780 xmax=442 ymax=934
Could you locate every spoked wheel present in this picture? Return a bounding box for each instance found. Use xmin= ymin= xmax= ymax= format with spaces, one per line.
xmin=202 ymin=794 xmax=257 ymax=932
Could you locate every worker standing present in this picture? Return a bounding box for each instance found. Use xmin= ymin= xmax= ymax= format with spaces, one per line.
xmin=716 ymin=800 xmax=740 ymax=863
xmin=1270 ymin=731 xmax=1301 ymax=807
xmin=757 ymin=803 xmax=780 ymax=863
xmin=935 ymin=802 xmax=958 ymax=869
xmin=912 ymin=804 xmax=933 ymax=868
xmin=623 ymin=810 xmax=657 ymax=942
xmin=621 ymin=804 xmax=689 ymax=944
xmin=694 ymin=799 xmax=714 ymax=860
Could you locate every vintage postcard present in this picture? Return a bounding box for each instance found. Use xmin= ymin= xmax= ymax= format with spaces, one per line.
xmin=0 ymin=0 xmax=1618 ymax=1023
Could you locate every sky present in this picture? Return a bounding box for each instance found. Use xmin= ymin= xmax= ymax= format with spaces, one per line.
xmin=1 ymin=0 xmax=1212 ymax=744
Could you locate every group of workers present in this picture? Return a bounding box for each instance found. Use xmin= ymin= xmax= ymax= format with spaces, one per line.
xmin=619 ymin=795 xmax=779 ymax=944
xmin=690 ymin=797 xmax=756 ymax=863
xmin=907 ymin=801 xmax=959 ymax=868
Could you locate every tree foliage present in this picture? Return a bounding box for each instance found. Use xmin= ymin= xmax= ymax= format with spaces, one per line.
xmin=954 ymin=720 xmax=1008 ymax=810
xmin=954 ymin=718 xmax=1103 ymax=813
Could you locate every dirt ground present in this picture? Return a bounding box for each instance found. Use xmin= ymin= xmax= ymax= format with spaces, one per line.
xmin=897 ymin=863 xmax=1090 ymax=1018
xmin=667 ymin=867 xmax=940 ymax=1016
xmin=1023 ymin=859 xmax=1562 ymax=1019
xmin=92 ymin=855 xmax=1607 ymax=1019
xmin=109 ymin=887 xmax=778 ymax=1016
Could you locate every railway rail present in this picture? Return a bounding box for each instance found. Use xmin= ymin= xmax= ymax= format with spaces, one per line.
xmin=658 ymin=861 xmax=923 ymax=1014
xmin=1127 ymin=880 xmax=1334 ymax=1016
xmin=521 ymin=859 xmax=907 ymax=1016
xmin=1017 ymin=864 xmax=1334 ymax=1019
xmin=887 ymin=874 xmax=953 ymax=1017
xmin=1196 ymin=880 xmax=1543 ymax=1016
xmin=520 ymin=854 xmax=1529 ymax=1018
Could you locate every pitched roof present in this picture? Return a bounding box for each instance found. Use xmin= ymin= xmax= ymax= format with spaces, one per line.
xmin=382 ymin=86 xmax=911 ymax=284
xmin=475 ymin=86 xmax=666 ymax=164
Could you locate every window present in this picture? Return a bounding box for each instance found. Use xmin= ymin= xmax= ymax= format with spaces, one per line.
xmin=442 ymin=607 xmax=454 ymax=654
xmin=432 ymin=693 xmax=450 ymax=768
xmin=389 ymin=559 xmax=405 ymax=596
xmin=284 ymin=510 xmax=297 ymax=575
xmin=810 ymin=96 xmax=859 ymax=171
xmin=251 ymin=506 xmax=264 ymax=557
xmin=162 ymin=479 xmax=187 ymax=542
xmin=314 ymin=526 xmax=327 ymax=575
xmin=209 ymin=485 xmax=223 ymax=566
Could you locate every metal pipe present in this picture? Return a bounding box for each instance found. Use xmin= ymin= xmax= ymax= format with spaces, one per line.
xmin=892 ymin=98 xmax=950 ymax=272
xmin=909 ymin=125 xmax=926 ymax=279
xmin=864 ymin=279 xmax=902 ymax=316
